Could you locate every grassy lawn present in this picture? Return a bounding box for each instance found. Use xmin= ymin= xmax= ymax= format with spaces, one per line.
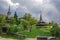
xmin=0 ymin=25 xmax=60 ymax=40
xmin=18 ymin=25 xmax=51 ymax=38
xmin=18 ymin=25 xmax=60 ymax=40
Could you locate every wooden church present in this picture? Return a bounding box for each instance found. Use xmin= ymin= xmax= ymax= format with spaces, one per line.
xmin=36 ymin=14 xmax=48 ymax=27
xmin=5 ymin=6 xmax=11 ymax=23
xmin=2 ymin=6 xmax=11 ymax=33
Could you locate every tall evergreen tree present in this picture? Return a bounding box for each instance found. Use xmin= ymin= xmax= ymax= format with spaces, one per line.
xmin=14 ymin=11 xmax=17 ymax=20
xmin=14 ymin=11 xmax=18 ymax=25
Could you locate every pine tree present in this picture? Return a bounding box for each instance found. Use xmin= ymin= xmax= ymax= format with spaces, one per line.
xmin=14 ymin=11 xmax=17 ymax=20
xmin=14 ymin=11 xmax=18 ymax=25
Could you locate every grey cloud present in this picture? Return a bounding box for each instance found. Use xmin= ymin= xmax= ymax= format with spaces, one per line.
xmin=51 ymin=0 xmax=60 ymax=12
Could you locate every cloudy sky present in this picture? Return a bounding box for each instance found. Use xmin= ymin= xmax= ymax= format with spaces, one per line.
xmin=0 ymin=0 xmax=60 ymax=23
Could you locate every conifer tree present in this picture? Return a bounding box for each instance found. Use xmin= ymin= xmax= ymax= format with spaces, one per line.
xmin=14 ymin=11 xmax=18 ymax=25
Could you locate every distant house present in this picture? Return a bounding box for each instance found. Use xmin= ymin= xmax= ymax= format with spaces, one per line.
xmin=36 ymin=14 xmax=48 ymax=27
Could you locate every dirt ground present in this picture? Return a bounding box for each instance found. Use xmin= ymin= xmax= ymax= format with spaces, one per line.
xmin=25 ymin=38 xmax=36 ymax=40
xmin=0 ymin=37 xmax=14 ymax=40
xmin=0 ymin=37 xmax=37 ymax=40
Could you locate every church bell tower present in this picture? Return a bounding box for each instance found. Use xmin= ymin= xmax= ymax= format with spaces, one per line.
xmin=6 ymin=6 xmax=11 ymax=23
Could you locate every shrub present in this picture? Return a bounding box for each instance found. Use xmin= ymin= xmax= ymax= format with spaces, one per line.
xmin=50 ymin=23 xmax=60 ymax=37
xmin=7 ymin=24 xmax=18 ymax=33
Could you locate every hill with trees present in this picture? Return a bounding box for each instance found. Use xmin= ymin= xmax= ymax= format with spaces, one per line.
xmin=0 ymin=13 xmax=60 ymax=40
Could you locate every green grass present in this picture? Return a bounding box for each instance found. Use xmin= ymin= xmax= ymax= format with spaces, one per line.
xmin=0 ymin=34 xmax=23 ymax=40
xmin=56 ymin=37 xmax=60 ymax=40
xmin=18 ymin=25 xmax=51 ymax=38
xmin=0 ymin=25 xmax=60 ymax=40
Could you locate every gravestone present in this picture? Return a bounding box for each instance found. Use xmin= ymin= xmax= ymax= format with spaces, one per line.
xmin=37 ymin=36 xmax=56 ymax=40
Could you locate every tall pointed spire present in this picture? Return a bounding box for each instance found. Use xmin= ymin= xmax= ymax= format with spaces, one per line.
xmin=6 ymin=6 xmax=11 ymax=23
xmin=7 ymin=6 xmax=11 ymax=16
xmin=40 ymin=13 xmax=43 ymax=22
xmin=36 ymin=13 xmax=48 ymax=26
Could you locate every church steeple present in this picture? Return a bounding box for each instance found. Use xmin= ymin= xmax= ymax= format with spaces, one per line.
xmin=40 ymin=14 xmax=43 ymax=22
xmin=6 ymin=6 xmax=11 ymax=23
xmin=7 ymin=6 xmax=11 ymax=16
xmin=36 ymin=13 xmax=48 ymax=26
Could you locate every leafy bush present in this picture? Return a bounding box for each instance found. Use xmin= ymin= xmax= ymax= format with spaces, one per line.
xmin=7 ymin=24 xmax=18 ymax=33
xmin=0 ymin=16 xmax=6 ymax=30
xmin=50 ymin=23 xmax=60 ymax=37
